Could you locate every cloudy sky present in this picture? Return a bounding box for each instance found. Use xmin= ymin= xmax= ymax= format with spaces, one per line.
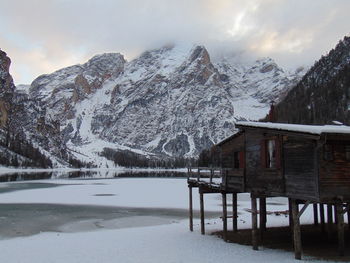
xmin=0 ymin=0 xmax=349 ymax=84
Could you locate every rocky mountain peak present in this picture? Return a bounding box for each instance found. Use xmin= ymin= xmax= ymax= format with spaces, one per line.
xmin=0 ymin=49 xmax=15 ymax=128
xmin=189 ymin=45 xmax=210 ymax=65
xmin=2 ymin=44 xmax=304 ymax=166
xmin=0 ymin=49 xmax=11 ymax=73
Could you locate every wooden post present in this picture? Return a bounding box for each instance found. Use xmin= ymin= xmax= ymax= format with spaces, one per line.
xmin=313 ymin=204 xmax=318 ymax=226
xmin=189 ymin=186 xmax=193 ymax=231
xmin=347 ymin=203 xmax=350 ymax=231
xmin=259 ymin=197 xmax=267 ymax=242
xmin=251 ymin=194 xmax=258 ymax=250
xmin=320 ymin=203 xmax=325 ymax=233
xmin=334 ymin=205 xmax=338 ymax=225
xmin=232 ymin=193 xmax=238 ymax=232
xmin=291 ymin=199 xmax=302 ymax=260
xmin=222 ymin=193 xmax=227 ymax=241
xmin=327 ymin=204 xmax=333 ymax=238
xmin=336 ymin=203 xmax=345 ymax=256
xmin=288 ymin=198 xmax=293 ymax=232
xmin=200 ymin=191 xmax=205 ymax=235
xmin=210 ymin=168 xmax=213 ymax=185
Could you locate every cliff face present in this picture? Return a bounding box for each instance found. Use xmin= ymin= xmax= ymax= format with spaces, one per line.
xmin=18 ymin=44 xmax=301 ymax=165
xmin=0 ymin=43 xmax=305 ymax=167
xmin=0 ymin=49 xmax=15 ymax=128
xmin=274 ymin=36 xmax=350 ymax=125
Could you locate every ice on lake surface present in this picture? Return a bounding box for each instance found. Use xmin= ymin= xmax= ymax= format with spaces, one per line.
xmin=0 ymin=169 xmax=221 ymax=239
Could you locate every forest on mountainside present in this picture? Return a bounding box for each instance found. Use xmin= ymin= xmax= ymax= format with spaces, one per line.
xmin=273 ymin=36 xmax=350 ymax=125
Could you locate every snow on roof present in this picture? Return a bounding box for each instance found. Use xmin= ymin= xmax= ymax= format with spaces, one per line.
xmin=236 ymin=121 xmax=350 ymax=135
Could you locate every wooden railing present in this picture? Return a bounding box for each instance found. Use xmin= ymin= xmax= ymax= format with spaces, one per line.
xmin=187 ymin=167 xmax=232 ymax=185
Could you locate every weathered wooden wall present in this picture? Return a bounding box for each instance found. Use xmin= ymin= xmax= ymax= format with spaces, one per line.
xmin=319 ymin=137 xmax=350 ymax=202
xmin=220 ymin=134 xmax=244 ymax=168
xmin=219 ymin=133 xmax=245 ymax=192
xmin=283 ymin=137 xmax=318 ymax=201
xmin=245 ymin=130 xmax=284 ymax=195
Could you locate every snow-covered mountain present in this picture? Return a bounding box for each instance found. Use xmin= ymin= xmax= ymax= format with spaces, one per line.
xmin=13 ymin=44 xmax=302 ymax=166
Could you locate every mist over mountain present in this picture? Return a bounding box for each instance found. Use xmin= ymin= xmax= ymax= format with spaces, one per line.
xmin=1 ymin=44 xmax=304 ymax=167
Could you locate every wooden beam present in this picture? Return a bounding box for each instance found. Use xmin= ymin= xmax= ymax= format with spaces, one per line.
xmin=313 ymin=204 xmax=318 ymax=226
xmin=291 ymin=199 xmax=302 ymax=260
xmin=222 ymin=193 xmax=227 ymax=242
xmin=297 ymin=201 xmax=310 ymax=219
xmin=259 ymin=197 xmax=267 ymax=242
xmin=336 ymin=203 xmax=345 ymax=256
xmin=232 ymin=193 xmax=238 ymax=232
xmin=251 ymin=195 xmax=258 ymax=250
xmin=200 ymin=191 xmax=205 ymax=235
xmin=189 ymin=186 xmax=193 ymax=232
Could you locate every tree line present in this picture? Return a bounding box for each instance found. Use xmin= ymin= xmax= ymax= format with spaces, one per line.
xmin=101 ymin=147 xmax=197 ymax=168
xmin=0 ymin=133 xmax=53 ymax=168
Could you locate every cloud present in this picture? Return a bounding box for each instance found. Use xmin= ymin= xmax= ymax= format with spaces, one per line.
xmin=0 ymin=0 xmax=349 ymax=84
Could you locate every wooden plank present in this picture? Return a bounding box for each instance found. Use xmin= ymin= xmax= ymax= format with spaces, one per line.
xmin=200 ymin=192 xmax=205 ymax=235
xmin=189 ymin=186 xmax=193 ymax=232
xmin=251 ymin=195 xmax=258 ymax=250
xmin=336 ymin=203 xmax=345 ymax=256
xmin=291 ymin=199 xmax=302 ymax=260
xmin=232 ymin=193 xmax=238 ymax=232
xmin=222 ymin=193 xmax=227 ymax=242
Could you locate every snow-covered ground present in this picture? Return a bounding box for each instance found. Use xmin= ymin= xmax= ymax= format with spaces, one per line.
xmin=0 ymin=177 xmax=340 ymax=262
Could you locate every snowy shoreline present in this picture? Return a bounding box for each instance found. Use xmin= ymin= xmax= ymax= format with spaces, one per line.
xmin=0 ymin=177 xmax=341 ymax=262
xmin=0 ymin=167 xmax=188 ymax=176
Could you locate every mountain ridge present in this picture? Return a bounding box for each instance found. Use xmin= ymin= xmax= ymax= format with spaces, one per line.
xmin=2 ymin=44 xmax=303 ymax=167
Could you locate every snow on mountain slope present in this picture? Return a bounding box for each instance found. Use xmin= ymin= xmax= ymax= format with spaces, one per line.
xmin=23 ymin=44 xmax=302 ymax=165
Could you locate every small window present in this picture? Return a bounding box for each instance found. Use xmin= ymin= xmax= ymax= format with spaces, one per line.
xmin=345 ymin=145 xmax=350 ymax=161
xmin=266 ymin=140 xmax=276 ymax=168
xmin=324 ymin=144 xmax=333 ymax=161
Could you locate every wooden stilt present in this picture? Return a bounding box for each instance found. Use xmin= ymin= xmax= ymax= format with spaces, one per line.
xmin=347 ymin=203 xmax=350 ymax=231
xmin=334 ymin=205 xmax=339 ymax=225
xmin=291 ymin=199 xmax=302 ymax=260
xmin=232 ymin=193 xmax=238 ymax=232
xmin=200 ymin=191 xmax=205 ymax=235
xmin=313 ymin=203 xmax=319 ymax=226
xmin=288 ymin=198 xmax=293 ymax=232
xmin=189 ymin=186 xmax=193 ymax=231
xmin=320 ymin=203 xmax=325 ymax=233
xmin=336 ymin=203 xmax=345 ymax=256
xmin=222 ymin=192 xmax=227 ymax=241
xmin=251 ymin=194 xmax=258 ymax=250
xmin=259 ymin=197 xmax=267 ymax=242
xmin=327 ymin=204 xmax=333 ymax=238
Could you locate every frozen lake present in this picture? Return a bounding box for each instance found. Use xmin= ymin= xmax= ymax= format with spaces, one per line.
xmin=0 ymin=169 xmax=336 ymax=263
xmin=0 ymin=170 xmax=219 ymax=239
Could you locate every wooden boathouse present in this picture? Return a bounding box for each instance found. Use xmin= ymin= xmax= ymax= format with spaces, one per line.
xmin=188 ymin=121 xmax=350 ymax=259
